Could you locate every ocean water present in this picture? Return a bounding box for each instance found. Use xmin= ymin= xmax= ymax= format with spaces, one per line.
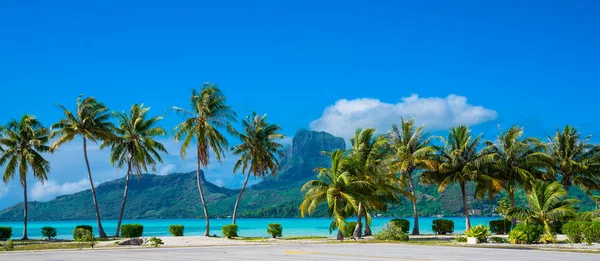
xmin=0 ymin=217 xmax=496 ymax=239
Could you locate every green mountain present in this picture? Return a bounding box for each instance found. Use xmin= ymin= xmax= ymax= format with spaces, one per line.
xmin=0 ymin=129 xmax=596 ymax=221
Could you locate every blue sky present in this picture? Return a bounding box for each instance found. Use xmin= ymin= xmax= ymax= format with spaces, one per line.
xmin=0 ymin=0 xmax=599 ymax=208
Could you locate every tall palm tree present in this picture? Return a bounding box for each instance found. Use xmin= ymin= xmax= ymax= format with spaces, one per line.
xmin=388 ymin=117 xmax=435 ymax=235
xmin=546 ymin=126 xmax=600 ymax=193
xmin=347 ymin=128 xmax=398 ymax=238
xmin=300 ymin=150 xmax=360 ymax=240
xmin=230 ymin=112 xmax=284 ymax=224
xmin=509 ymin=181 xmax=578 ymax=238
xmin=423 ymin=125 xmax=499 ymax=230
xmin=103 ymin=104 xmax=167 ymax=237
xmin=50 ymin=96 xmax=115 ymax=238
xmin=172 ymin=83 xmax=237 ymax=236
xmin=485 ymin=125 xmax=552 ymax=228
xmin=0 ymin=115 xmax=51 ymax=240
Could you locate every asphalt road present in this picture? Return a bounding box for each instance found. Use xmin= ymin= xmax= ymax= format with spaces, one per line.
xmin=3 ymin=243 xmax=599 ymax=261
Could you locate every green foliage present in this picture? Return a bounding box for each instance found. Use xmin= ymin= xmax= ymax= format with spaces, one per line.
xmin=563 ymin=221 xmax=600 ymax=244
xmin=149 ymin=237 xmax=164 ymax=247
xmin=222 ymin=224 xmax=238 ymax=239
xmin=508 ymin=223 xmax=543 ymax=244
xmin=121 ymin=224 xmax=144 ymax=238
xmin=0 ymin=227 xmax=12 ymax=240
xmin=489 ymin=219 xmax=511 ymax=234
xmin=389 ymin=219 xmax=410 ymax=234
xmin=169 ymin=225 xmax=184 ymax=237
xmin=267 ymin=223 xmax=283 ymax=238
xmin=454 ymin=236 xmax=467 ymax=243
xmin=373 ymin=224 xmax=409 ymax=241
xmin=343 ymin=222 xmax=357 ymax=238
xmin=74 ymin=228 xmax=96 ymax=249
xmin=41 ymin=226 xmax=57 ymax=240
xmin=73 ymin=225 xmax=92 ymax=240
xmin=490 ymin=236 xmax=509 ymax=244
xmin=465 ymin=225 xmax=490 ymax=242
xmin=432 ymin=219 xmax=454 ymax=235
xmin=3 ymin=240 xmax=14 ymax=251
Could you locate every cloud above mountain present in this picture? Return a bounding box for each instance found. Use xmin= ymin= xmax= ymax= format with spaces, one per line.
xmin=310 ymin=94 xmax=498 ymax=139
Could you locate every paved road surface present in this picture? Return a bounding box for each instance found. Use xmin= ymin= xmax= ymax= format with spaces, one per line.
xmin=3 ymin=243 xmax=599 ymax=260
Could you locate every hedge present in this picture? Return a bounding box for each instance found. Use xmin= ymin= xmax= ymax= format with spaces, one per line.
xmin=563 ymin=221 xmax=600 ymax=244
xmin=0 ymin=227 xmax=12 ymax=241
xmin=169 ymin=225 xmax=184 ymax=237
xmin=489 ymin=219 xmax=511 ymax=234
xmin=73 ymin=225 xmax=93 ymax=240
xmin=508 ymin=223 xmax=543 ymax=244
xmin=432 ymin=219 xmax=454 ymax=235
xmin=389 ymin=219 xmax=410 ymax=234
xmin=222 ymin=224 xmax=238 ymax=239
xmin=121 ymin=224 xmax=144 ymax=238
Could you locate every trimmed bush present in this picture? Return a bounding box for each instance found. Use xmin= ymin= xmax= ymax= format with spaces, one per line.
xmin=0 ymin=227 xmax=12 ymax=241
xmin=563 ymin=221 xmax=600 ymax=244
xmin=121 ymin=224 xmax=144 ymax=238
xmin=373 ymin=224 xmax=409 ymax=241
xmin=343 ymin=221 xmax=357 ymax=238
xmin=267 ymin=223 xmax=283 ymax=238
xmin=455 ymin=235 xmax=467 ymax=243
xmin=489 ymin=219 xmax=511 ymax=234
xmin=73 ymin=225 xmax=92 ymax=240
xmin=490 ymin=236 xmax=509 ymax=244
xmin=149 ymin=237 xmax=164 ymax=247
xmin=222 ymin=224 xmax=238 ymax=239
xmin=465 ymin=225 xmax=490 ymax=243
xmin=432 ymin=219 xmax=454 ymax=235
xmin=41 ymin=227 xmax=57 ymax=240
xmin=169 ymin=225 xmax=184 ymax=237
xmin=389 ymin=219 xmax=410 ymax=234
xmin=508 ymin=223 xmax=543 ymax=244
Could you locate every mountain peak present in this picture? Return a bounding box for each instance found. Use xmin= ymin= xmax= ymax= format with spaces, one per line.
xmin=289 ymin=129 xmax=346 ymax=158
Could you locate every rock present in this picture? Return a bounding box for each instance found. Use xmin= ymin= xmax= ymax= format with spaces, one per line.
xmin=118 ymin=237 xmax=148 ymax=246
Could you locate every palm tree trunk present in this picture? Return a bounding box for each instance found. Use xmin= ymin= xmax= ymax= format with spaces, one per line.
xmin=353 ymin=202 xmax=363 ymax=238
xmin=509 ymin=189 xmax=516 ymax=229
xmin=197 ymin=147 xmax=210 ymax=237
xmin=337 ymin=228 xmax=344 ymax=240
xmin=461 ymin=183 xmax=471 ymax=231
xmin=114 ymin=157 xmax=132 ymax=237
xmin=83 ymin=137 xmax=107 ymax=238
xmin=22 ymin=176 xmax=28 ymax=240
xmin=232 ymin=172 xmax=251 ymax=225
xmin=409 ymin=177 xmax=420 ymax=235
xmin=364 ymin=220 xmax=372 ymax=236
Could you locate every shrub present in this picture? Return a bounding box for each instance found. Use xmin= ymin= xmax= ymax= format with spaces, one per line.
xmin=465 ymin=225 xmax=491 ymax=243
xmin=489 ymin=219 xmax=511 ymax=234
xmin=74 ymin=228 xmax=96 ymax=249
xmin=149 ymin=237 xmax=164 ymax=247
xmin=267 ymin=223 xmax=283 ymax=238
xmin=41 ymin=227 xmax=57 ymax=240
xmin=222 ymin=224 xmax=238 ymax=239
xmin=0 ymin=227 xmax=12 ymax=241
xmin=563 ymin=221 xmax=600 ymax=244
xmin=389 ymin=219 xmax=410 ymax=234
xmin=373 ymin=224 xmax=409 ymax=241
xmin=121 ymin=224 xmax=144 ymax=238
xmin=73 ymin=225 xmax=92 ymax=240
xmin=455 ymin=235 xmax=467 ymax=243
xmin=343 ymin=221 xmax=357 ymax=238
xmin=508 ymin=223 xmax=543 ymax=244
xmin=3 ymin=240 xmax=14 ymax=251
xmin=490 ymin=236 xmax=509 ymax=244
xmin=169 ymin=225 xmax=184 ymax=237
xmin=432 ymin=219 xmax=454 ymax=235
xmin=583 ymin=222 xmax=600 ymax=244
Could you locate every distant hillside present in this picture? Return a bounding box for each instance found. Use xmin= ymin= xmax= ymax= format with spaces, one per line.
xmin=0 ymin=129 xmax=597 ymax=221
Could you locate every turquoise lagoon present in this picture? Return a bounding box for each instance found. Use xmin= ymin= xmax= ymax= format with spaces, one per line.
xmin=0 ymin=217 xmax=496 ymax=239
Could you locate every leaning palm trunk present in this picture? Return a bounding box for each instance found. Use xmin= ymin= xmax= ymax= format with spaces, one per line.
xmin=114 ymin=155 xmax=132 ymax=237
xmin=197 ymin=148 xmax=210 ymax=237
xmin=22 ymin=177 xmax=28 ymax=240
xmin=353 ymin=202 xmax=363 ymax=238
xmin=460 ymin=183 xmax=471 ymax=231
xmin=409 ymin=177 xmax=420 ymax=235
xmin=509 ymin=189 xmax=516 ymax=229
xmin=83 ymin=137 xmax=107 ymax=238
xmin=363 ymin=219 xmax=372 ymax=236
xmin=232 ymin=172 xmax=252 ymax=225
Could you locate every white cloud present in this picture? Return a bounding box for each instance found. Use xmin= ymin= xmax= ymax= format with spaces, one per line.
xmin=0 ymin=184 xmax=8 ymax=199
xmin=30 ymin=179 xmax=89 ymax=201
xmin=157 ymin=164 xmax=177 ymax=176
xmin=310 ymin=94 xmax=498 ymax=139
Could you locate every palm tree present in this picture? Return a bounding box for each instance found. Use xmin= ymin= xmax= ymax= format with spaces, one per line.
xmin=172 ymin=83 xmax=236 ymax=236
xmin=509 ymin=181 xmax=578 ymax=237
xmin=0 ymin=115 xmax=51 ymax=240
xmin=485 ymin=125 xmax=552 ymax=228
xmin=50 ymin=96 xmax=115 ymax=238
xmin=388 ymin=117 xmax=435 ymax=235
xmin=423 ymin=125 xmax=499 ymax=230
xmin=300 ymin=150 xmax=360 ymax=240
xmin=230 ymin=112 xmax=284 ymax=224
xmin=103 ymin=104 xmax=167 ymax=237
xmin=546 ymin=126 xmax=600 ymax=193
